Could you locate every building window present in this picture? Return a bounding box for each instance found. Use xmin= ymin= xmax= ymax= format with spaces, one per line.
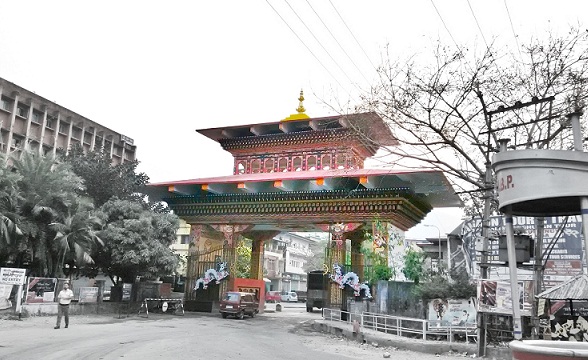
xmin=278 ymin=158 xmax=288 ymax=172
xmin=59 ymin=122 xmax=69 ymax=134
xmin=179 ymin=235 xmax=190 ymax=244
xmin=307 ymin=155 xmax=317 ymax=170
xmin=1 ymin=97 xmax=12 ymax=112
xmin=10 ymin=137 xmax=22 ymax=149
xmin=32 ymin=111 xmax=42 ymax=124
xmin=292 ymin=157 xmax=302 ymax=171
xmin=71 ymin=127 xmax=82 ymax=140
xmin=336 ymin=154 xmax=346 ymax=169
xmin=322 ymin=154 xmax=331 ymax=170
xmin=264 ymin=159 xmax=274 ymax=173
xmin=46 ymin=116 xmax=55 ymax=129
xmin=251 ymin=159 xmax=261 ymax=174
xmin=16 ymin=104 xmax=29 ymax=118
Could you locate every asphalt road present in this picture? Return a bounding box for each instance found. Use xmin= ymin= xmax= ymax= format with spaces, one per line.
xmin=0 ymin=302 xmax=462 ymax=360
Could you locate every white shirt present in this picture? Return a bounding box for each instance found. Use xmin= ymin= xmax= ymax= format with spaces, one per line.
xmin=58 ymin=288 xmax=74 ymax=305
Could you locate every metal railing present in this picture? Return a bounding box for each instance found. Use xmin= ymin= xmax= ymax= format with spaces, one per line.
xmin=322 ymin=308 xmax=477 ymax=343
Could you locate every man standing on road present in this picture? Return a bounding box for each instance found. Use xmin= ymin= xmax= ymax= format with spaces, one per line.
xmin=55 ymin=282 xmax=74 ymax=329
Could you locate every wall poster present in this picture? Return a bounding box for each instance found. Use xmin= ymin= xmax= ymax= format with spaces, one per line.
xmin=428 ymin=298 xmax=477 ymax=328
xmin=477 ymin=279 xmax=534 ymax=316
xmin=26 ymin=277 xmax=57 ymax=303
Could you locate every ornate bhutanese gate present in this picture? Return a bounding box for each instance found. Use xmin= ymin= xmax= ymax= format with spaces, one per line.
xmin=147 ymin=94 xmax=461 ymax=311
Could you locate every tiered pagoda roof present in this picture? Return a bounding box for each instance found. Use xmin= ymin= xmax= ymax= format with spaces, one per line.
xmin=147 ymin=93 xmax=462 ymax=231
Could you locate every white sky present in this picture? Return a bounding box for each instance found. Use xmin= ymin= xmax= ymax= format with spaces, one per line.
xmin=0 ymin=1 xmax=584 ymax=239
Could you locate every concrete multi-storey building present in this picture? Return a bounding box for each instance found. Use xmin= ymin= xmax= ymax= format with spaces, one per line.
xmin=0 ymin=77 xmax=135 ymax=163
xmin=263 ymin=232 xmax=317 ymax=292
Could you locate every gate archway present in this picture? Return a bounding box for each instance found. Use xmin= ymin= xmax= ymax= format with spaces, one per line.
xmin=147 ymin=105 xmax=462 ymax=311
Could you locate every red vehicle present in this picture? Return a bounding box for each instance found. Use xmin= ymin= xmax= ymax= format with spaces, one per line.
xmin=265 ymin=291 xmax=281 ymax=302
xmin=219 ymin=292 xmax=259 ymax=319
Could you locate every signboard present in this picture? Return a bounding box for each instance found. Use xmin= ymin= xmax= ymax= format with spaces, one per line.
xmin=78 ymin=287 xmax=98 ymax=303
xmin=26 ymin=277 xmax=57 ymax=303
xmin=428 ymin=298 xmax=477 ymax=328
xmin=477 ymin=279 xmax=534 ymax=316
xmin=461 ymin=216 xmax=584 ymax=282
xmin=0 ymin=267 xmax=26 ymax=285
xmin=0 ymin=284 xmax=12 ymax=310
xmin=122 ymin=283 xmax=132 ymax=302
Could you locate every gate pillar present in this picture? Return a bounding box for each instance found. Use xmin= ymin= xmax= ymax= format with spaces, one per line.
xmin=350 ymin=238 xmax=364 ymax=280
xmin=188 ymin=224 xmax=203 ymax=254
xmin=211 ymin=224 xmax=253 ymax=291
xmin=318 ymin=223 xmax=363 ymax=309
xmin=245 ymin=231 xmax=280 ymax=280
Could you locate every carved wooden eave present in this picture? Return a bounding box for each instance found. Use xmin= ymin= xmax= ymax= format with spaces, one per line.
xmin=162 ymin=188 xmax=429 ymax=231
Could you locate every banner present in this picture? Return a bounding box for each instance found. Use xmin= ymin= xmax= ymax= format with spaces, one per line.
xmin=78 ymin=287 xmax=98 ymax=303
xmin=461 ymin=216 xmax=584 ymax=284
xmin=477 ymin=279 xmax=534 ymax=315
xmin=26 ymin=277 xmax=57 ymax=303
xmin=428 ymin=298 xmax=477 ymax=328
xmin=0 ymin=284 xmax=12 ymax=310
xmin=0 ymin=267 xmax=26 ymax=285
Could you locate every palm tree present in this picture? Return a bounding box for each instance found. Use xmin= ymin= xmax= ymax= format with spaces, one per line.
xmin=50 ymin=197 xmax=103 ymax=277
xmin=12 ymin=149 xmax=85 ymax=276
xmin=0 ymin=153 xmax=23 ymax=264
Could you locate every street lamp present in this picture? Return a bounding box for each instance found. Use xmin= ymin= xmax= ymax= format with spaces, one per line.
xmin=424 ymin=224 xmax=442 ymax=273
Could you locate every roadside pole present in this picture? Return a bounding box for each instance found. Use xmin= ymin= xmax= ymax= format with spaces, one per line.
xmin=16 ymin=283 xmax=23 ymax=318
xmin=568 ymin=112 xmax=588 ymax=280
xmin=477 ymin=162 xmax=492 ymax=357
xmin=532 ymin=217 xmax=545 ymax=338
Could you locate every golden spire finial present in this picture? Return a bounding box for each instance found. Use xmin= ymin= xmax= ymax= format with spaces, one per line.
xmin=282 ymin=89 xmax=309 ymax=122
xmin=296 ymin=89 xmax=306 ymax=114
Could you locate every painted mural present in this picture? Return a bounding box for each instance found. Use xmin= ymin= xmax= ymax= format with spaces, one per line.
xmin=544 ymin=300 xmax=588 ymax=342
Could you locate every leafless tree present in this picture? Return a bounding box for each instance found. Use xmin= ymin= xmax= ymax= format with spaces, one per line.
xmin=354 ymin=27 xmax=588 ymax=216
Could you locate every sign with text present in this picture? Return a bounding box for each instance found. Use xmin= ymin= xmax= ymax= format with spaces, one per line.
xmin=0 ymin=267 xmax=26 ymax=285
xmin=122 ymin=283 xmax=132 ymax=302
xmin=461 ymin=216 xmax=585 ymax=280
xmin=26 ymin=277 xmax=57 ymax=303
xmin=78 ymin=287 xmax=98 ymax=303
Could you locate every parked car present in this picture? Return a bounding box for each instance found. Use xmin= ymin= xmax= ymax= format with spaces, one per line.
xmin=266 ymin=291 xmax=282 ymax=302
xmin=280 ymin=291 xmax=298 ymax=302
xmin=264 ymin=299 xmax=282 ymax=312
xmin=220 ymin=292 xmax=259 ymax=319
xmin=295 ymin=290 xmax=307 ymax=303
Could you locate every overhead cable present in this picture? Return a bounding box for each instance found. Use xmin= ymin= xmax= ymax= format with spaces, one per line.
xmin=328 ymin=0 xmax=379 ymax=75
xmin=264 ymin=0 xmax=348 ymax=93
xmin=305 ymin=0 xmax=371 ymax=84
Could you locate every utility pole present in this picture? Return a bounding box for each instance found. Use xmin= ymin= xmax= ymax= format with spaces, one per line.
xmin=477 ymin=161 xmax=492 ymax=357
xmin=477 ymin=96 xmax=556 ymax=353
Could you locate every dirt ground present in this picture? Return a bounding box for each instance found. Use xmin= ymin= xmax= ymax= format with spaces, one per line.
xmin=0 ymin=312 xmax=472 ymax=359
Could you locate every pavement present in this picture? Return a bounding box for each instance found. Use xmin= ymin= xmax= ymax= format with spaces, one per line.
xmin=311 ymin=318 xmax=512 ymax=359
xmin=1 ymin=307 xmax=511 ymax=359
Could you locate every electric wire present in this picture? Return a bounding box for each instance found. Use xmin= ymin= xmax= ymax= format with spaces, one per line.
xmin=466 ymin=0 xmax=490 ymax=50
xmin=503 ymin=0 xmax=523 ymax=60
xmin=304 ymin=0 xmax=371 ymax=84
xmin=284 ymin=0 xmax=358 ymax=88
xmin=429 ymin=0 xmax=462 ymax=54
xmin=264 ymin=0 xmax=347 ymax=93
xmin=328 ymin=0 xmax=379 ymax=75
